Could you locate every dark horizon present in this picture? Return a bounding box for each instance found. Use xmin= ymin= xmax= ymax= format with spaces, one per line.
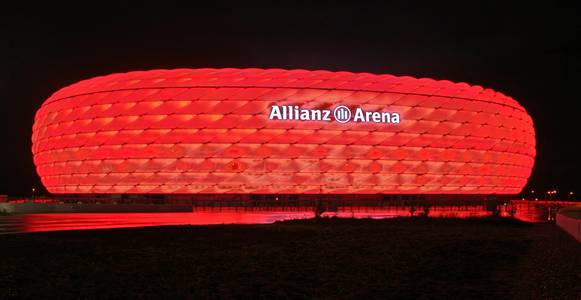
xmin=1 ymin=2 xmax=580 ymax=197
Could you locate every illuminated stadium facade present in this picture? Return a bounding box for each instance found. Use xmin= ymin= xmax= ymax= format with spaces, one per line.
xmin=32 ymin=68 xmax=535 ymax=196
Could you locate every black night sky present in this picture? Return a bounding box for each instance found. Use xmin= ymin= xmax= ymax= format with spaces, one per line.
xmin=1 ymin=2 xmax=579 ymax=197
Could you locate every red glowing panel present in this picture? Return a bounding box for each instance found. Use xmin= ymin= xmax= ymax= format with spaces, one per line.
xmin=32 ymin=68 xmax=536 ymax=194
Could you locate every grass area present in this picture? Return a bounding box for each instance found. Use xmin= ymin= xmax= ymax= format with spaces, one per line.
xmin=0 ymin=217 xmax=579 ymax=299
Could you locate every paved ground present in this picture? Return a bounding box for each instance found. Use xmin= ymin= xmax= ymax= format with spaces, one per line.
xmin=0 ymin=217 xmax=579 ymax=299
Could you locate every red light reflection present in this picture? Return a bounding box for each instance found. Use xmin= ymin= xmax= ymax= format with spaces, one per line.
xmin=20 ymin=210 xmax=315 ymax=233
xmin=1 ymin=201 xmax=574 ymax=234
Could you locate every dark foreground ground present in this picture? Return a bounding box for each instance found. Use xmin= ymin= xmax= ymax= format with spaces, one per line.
xmin=0 ymin=217 xmax=579 ymax=299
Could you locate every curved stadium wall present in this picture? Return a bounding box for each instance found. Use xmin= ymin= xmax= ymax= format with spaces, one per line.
xmin=32 ymin=68 xmax=536 ymax=194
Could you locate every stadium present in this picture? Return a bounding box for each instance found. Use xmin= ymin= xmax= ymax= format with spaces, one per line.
xmin=31 ymin=68 xmax=536 ymax=198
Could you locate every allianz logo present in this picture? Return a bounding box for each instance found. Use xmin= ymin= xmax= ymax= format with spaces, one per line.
xmin=268 ymin=105 xmax=401 ymax=124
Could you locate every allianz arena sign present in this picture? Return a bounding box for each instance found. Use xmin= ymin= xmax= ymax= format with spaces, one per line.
xmin=268 ymin=105 xmax=401 ymax=124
